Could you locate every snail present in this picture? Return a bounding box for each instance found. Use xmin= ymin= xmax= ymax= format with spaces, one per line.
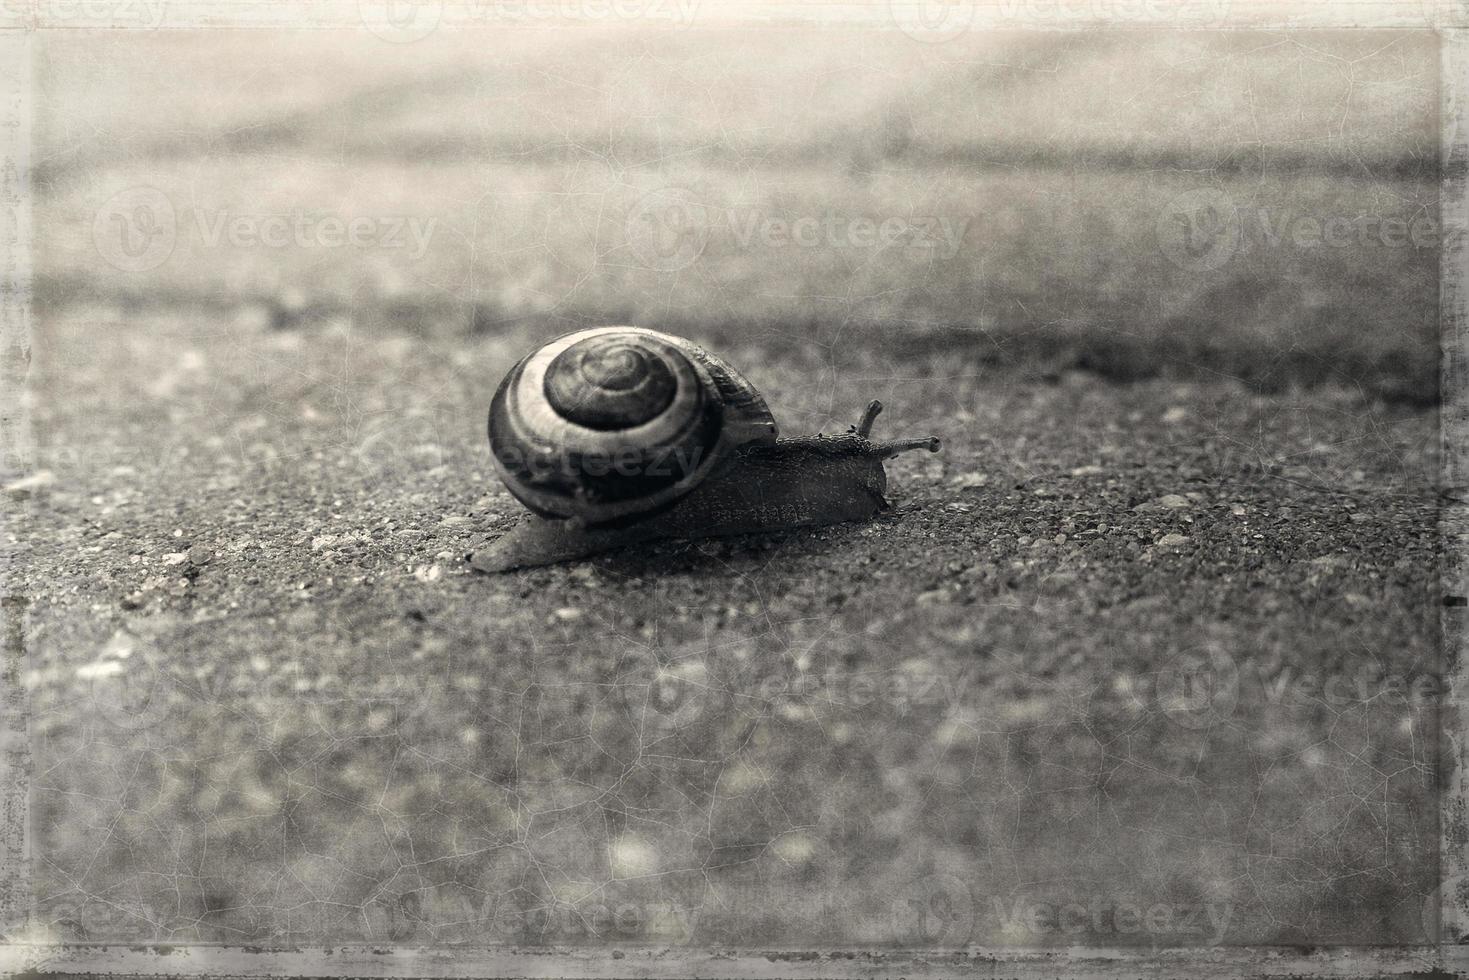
xmin=471 ymin=326 xmax=941 ymax=572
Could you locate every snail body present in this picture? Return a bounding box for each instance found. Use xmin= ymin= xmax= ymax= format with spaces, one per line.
xmin=476 ymin=327 xmax=940 ymax=572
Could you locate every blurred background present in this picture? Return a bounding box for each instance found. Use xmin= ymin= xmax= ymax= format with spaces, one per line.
xmin=16 ymin=14 xmax=1444 ymax=953
xmin=36 ymin=24 xmax=1439 ymax=401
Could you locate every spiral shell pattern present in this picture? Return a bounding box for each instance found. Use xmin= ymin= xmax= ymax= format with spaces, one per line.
xmin=489 ymin=327 xmax=778 ymax=524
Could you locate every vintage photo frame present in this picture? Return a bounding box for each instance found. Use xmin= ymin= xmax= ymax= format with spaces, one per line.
xmin=0 ymin=1 xmax=1463 ymax=977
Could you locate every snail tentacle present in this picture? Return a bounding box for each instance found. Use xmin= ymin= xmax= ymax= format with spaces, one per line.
xmin=851 ymin=399 xmax=939 ymax=457
xmin=872 ymin=436 xmax=943 ymax=458
xmin=855 ymin=400 xmax=883 ymax=438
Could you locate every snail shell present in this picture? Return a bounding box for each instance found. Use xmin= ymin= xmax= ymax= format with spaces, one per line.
xmin=488 ymin=326 xmax=779 ymax=525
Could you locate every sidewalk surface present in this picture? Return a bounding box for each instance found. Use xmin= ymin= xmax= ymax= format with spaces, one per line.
xmin=10 ymin=25 xmax=1444 ymax=948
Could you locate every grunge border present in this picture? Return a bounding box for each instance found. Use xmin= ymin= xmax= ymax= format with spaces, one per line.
xmin=0 ymin=2 xmax=1462 ymax=978
xmin=0 ymin=14 xmax=33 ymax=957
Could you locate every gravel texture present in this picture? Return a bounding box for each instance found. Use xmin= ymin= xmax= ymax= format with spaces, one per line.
xmin=12 ymin=308 xmax=1441 ymax=947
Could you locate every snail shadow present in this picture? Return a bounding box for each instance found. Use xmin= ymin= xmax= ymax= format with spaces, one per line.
xmin=472 ymin=517 xmax=892 ymax=580
xmin=616 ymin=521 xmax=885 ymax=577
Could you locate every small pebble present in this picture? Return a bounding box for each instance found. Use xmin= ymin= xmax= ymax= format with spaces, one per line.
xmin=1158 ymin=494 xmax=1191 ymax=509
